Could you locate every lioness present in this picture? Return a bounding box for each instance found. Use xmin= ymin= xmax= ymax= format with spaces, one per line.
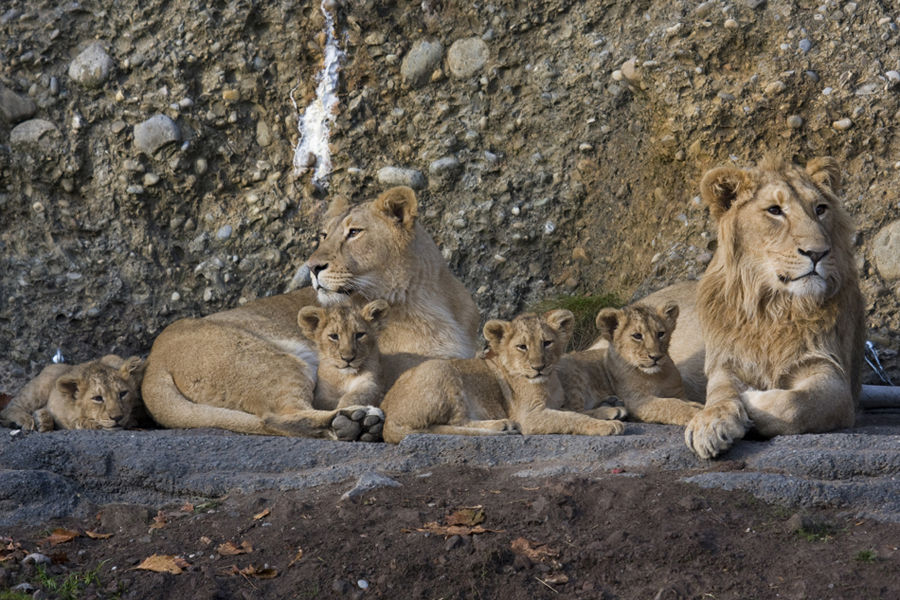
xmin=1 ymin=355 xmax=144 ymax=431
xmin=381 ymin=310 xmax=626 ymax=444
xmin=564 ymin=302 xmax=703 ymax=426
xmin=634 ymin=157 xmax=865 ymax=458
xmin=141 ymin=186 xmax=480 ymax=440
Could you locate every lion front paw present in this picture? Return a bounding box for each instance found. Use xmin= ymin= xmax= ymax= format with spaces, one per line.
xmin=684 ymin=405 xmax=750 ymax=459
xmin=34 ymin=409 xmax=54 ymax=433
xmin=492 ymin=419 xmax=521 ymax=434
xmin=588 ymin=406 xmax=628 ymax=421
xmin=332 ymin=406 xmax=385 ymax=442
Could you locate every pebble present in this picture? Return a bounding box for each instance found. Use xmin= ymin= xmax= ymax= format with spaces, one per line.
xmin=447 ymin=37 xmax=489 ymax=79
xmin=222 ymin=89 xmax=240 ymax=102
xmin=0 ymin=83 xmax=36 ymax=124
xmin=832 ymin=118 xmax=853 ymax=130
xmin=357 ymin=580 xmax=369 ymax=589
xmin=620 ymin=58 xmax=639 ymax=81
xmin=32 ymin=201 xmax=45 ymax=213
xmin=377 ymin=166 xmax=426 ymax=189
xmin=171 ymin=291 xmax=181 ymax=302
xmin=217 ymin=225 xmax=233 ymax=240
xmin=401 ymin=39 xmax=443 ymax=88
xmin=111 ymin=120 xmax=127 ymax=134
xmin=134 ymin=114 xmax=182 ymax=156
xmin=799 ymin=39 xmax=812 ymax=52
xmin=805 ymin=71 xmax=820 ymax=83
xmin=204 ymin=288 xmax=215 ymax=302
xmin=195 ymin=158 xmax=208 ymax=175
xmin=872 ymin=219 xmax=900 ymax=280
xmin=49 ymin=76 xmax=59 ymax=96
xmin=143 ymin=173 xmax=160 ymax=186
xmin=724 ymin=18 xmax=739 ymax=29
xmin=9 ymin=119 xmax=61 ymax=151
xmin=695 ymin=1 xmax=716 ymax=18
xmin=764 ymin=80 xmax=786 ymax=95
xmin=429 ymin=156 xmax=460 ymax=175
xmin=822 ymin=87 xmax=833 ymax=95
xmin=127 ymin=185 xmax=145 ymax=195
xmin=887 ymin=71 xmax=900 ymax=84
xmin=68 ymin=43 xmax=114 ymax=89
xmin=786 ymin=115 xmax=803 ymax=128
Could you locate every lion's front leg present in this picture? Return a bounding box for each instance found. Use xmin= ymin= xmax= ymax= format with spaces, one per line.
xmin=264 ymin=406 xmax=384 ymax=442
xmin=685 ymin=373 xmax=751 ymax=459
xmin=741 ymin=364 xmax=854 ymax=437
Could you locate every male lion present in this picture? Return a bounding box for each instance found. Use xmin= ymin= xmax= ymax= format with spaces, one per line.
xmin=635 ymin=157 xmax=865 ymax=458
xmin=141 ymin=186 xmax=480 ymax=441
xmin=1 ymin=355 xmax=145 ymax=432
xmin=564 ymin=302 xmax=703 ymax=426
xmin=381 ymin=310 xmax=626 ymax=444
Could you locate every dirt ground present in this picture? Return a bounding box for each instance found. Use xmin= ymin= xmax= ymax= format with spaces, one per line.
xmin=3 ymin=464 xmax=899 ymax=600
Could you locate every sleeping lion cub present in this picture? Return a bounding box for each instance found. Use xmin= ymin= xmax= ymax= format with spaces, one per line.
xmin=1 ymin=355 xmax=145 ymax=432
xmin=567 ymin=302 xmax=703 ymax=426
xmin=381 ymin=310 xmax=626 ymax=444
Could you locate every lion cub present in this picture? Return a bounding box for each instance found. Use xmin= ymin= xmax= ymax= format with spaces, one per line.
xmin=297 ymin=299 xmax=388 ymax=411
xmin=381 ymin=310 xmax=626 ymax=444
xmin=1 ymin=355 xmax=145 ymax=432
xmin=563 ymin=302 xmax=703 ymax=426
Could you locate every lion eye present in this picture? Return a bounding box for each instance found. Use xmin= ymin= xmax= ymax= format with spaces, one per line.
xmin=92 ymin=395 xmax=104 ymax=403
xmin=328 ymin=333 xmax=339 ymax=342
xmin=347 ymin=228 xmax=362 ymax=239
xmin=516 ymin=344 xmax=527 ymax=352
xmin=355 ymin=332 xmax=366 ymax=340
xmin=542 ymin=340 xmax=552 ymax=348
xmin=657 ymin=331 xmax=666 ymax=339
xmin=632 ymin=333 xmax=643 ymax=341
xmin=815 ymin=204 xmax=827 ymax=216
xmin=319 ymin=231 xmax=328 ymax=240
xmin=767 ymin=206 xmax=784 ymax=216
xmin=119 ymin=391 xmax=128 ymax=399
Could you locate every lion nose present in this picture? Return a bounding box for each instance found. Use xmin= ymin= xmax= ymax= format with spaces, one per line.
xmin=798 ymin=248 xmax=829 ymax=266
xmin=649 ymin=354 xmax=663 ymax=363
xmin=532 ymin=363 xmax=546 ymax=373
xmin=342 ymin=354 xmax=357 ymax=364
xmin=309 ymin=260 xmax=328 ymax=278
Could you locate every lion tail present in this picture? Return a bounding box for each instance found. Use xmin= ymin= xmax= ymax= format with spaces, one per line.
xmin=141 ymin=364 xmax=273 ymax=435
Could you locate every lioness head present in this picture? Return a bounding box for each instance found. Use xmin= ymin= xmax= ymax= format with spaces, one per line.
xmin=483 ymin=310 xmax=574 ymax=382
xmin=57 ymin=357 xmax=144 ymax=430
xmin=307 ymin=187 xmax=419 ymax=306
xmin=298 ymin=299 xmax=389 ymax=372
xmin=596 ymin=302 xmax=679 ymax=374
xmin=701 ymin=156 xmax=855 ymax=306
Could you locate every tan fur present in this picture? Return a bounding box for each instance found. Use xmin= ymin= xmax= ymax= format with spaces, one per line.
xmin=141 ymin=187 xmax=479 ymax=440
xmin=381 ymin=310 xmax=625 ymax=444
xmin=298 ymin=300 xmax=388 ymax=410
xmin=1 ymin=355 xmax=144 ymax=432
xmin=589 ymin=303 xmax=702 ymax=425
xmin=634 ymin=157 xmax=865 ymax=458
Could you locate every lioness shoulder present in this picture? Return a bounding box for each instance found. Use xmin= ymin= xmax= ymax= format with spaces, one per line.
xmin=1 ymin=355 xmax=145 ymax=432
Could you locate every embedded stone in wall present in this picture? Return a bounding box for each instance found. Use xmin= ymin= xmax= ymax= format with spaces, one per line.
xmin=377 ymin=166 xmax=426 ymax=189
xmin=401 ymin=39 xmax=443 ymax=88
xmin=68 ymin=42 xmax=115 ymax=89
xmin=9 ymin=119 xmax=61 ymax=152
xmin=0 ymin=84 xmax=36 ymax=124
xmin=447 ymin=37 xmax=488 ymax=80
xmin=872 ymin=219 xmax=900 ymax=281
xmin=134 ymin=115 xmax=182 ymax=157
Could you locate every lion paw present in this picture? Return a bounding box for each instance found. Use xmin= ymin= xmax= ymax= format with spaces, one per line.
xmin=332 ymin=406 xmax=384 ymax=442
xmin=589 ymin=406 xmax=628 ymax=421
xmin=493 ymin=419 xmax=521 ymax=434
xmin=684 ymin=406 xmax=750 ymax=459
xmin=34 ymin=409 xmax=54 ymax=433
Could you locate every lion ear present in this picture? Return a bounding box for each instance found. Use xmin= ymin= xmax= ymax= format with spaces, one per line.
xmin=657 ymin=301 xmax=679 ymax=331
xmin=543 ymin=309 xmax=575 ymax=345
xmin=57 ymin=375 xmax=80 ymax=402
xmin=806 ymin=157 xmax=842 ymax=193
xmin=483 ymin=319 xmax=509 ymax=352
xmin=373 ymin=186 xmax=418 ymax=231
xmin=119 ymin=356 xmax=145 ymax=381
xmin=297 ymin=307 xmax=326 ymax=339
xmin=595 ymin=308 xmax=623 ymax=342
xmin=325 ymin=195 xmax=350 ymax=220
xmin=700 ymin=166 xmax=750 ymax=220
xmin=361 ymin=299 xmax=390 ymax=329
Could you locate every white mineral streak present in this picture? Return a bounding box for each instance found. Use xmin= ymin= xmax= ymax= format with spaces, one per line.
xmin=292 ymin=1 xmax=344 ymax=185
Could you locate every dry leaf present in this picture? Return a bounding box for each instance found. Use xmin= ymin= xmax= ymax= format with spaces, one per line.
xmin=445 ymin=506 xmax=485 ymax=527
xmin=0 ymin=393 xmax=10 ymax=411
xmin=288 ymin=548 xmax=303 ymax=568
xmin=544 ymin=574 xmax=569 ymax=585
xmin=222 ymin=565 xmax=278 ymax=579
xmin=133 ymin=554 xmax=189 ymax=574
xmin=84 ymin=530 xmax=113 ymax=540
xmin=253 ymin=508 xmax=270 ymax=521
xmin=43 ymin=529 xmax=79 ymax=547
xmin=409 ymin=522 xmax=501 ymax=538
xmin=181 ymin=502 xmax=195 ymax=513
xmin=149 ymin=511 xmax=167 ymax=530
xmin=511 ymin=538 xmax=560 ymax=562
xmin=199 ymin=536 xmax=213 ymax=546
xmin=217 ymin=541 xmax=253 ymax=556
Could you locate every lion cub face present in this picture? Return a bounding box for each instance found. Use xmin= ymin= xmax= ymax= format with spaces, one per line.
xmin=298 ymin=300 xmax=389 ymax=373
xmin=483 ymin=310 xmax=574 ymax=382
xmin=58 ymin=357 xmax=144 ymax=430
xmin=307 ymin=187 xmax=419 ymax=306
xmin=596 ymin=302 xmax=678 ymax=374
